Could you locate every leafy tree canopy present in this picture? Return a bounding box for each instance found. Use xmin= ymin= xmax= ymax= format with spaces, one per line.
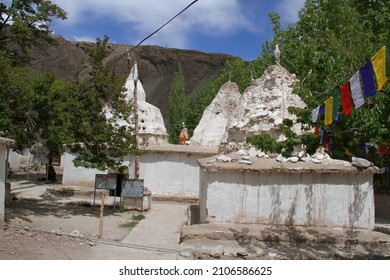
xmin=0 ymin=1 xmax=134 ymax=171
xmin=255 ymin=0 xmax=389 ymax=166
xmin=168 ymin=64 xmax=186 ymax=144
xmin=170 ymin=0 xmax=389 ymax=168
xmin=0 ymin=0 xmax=67 ymax=61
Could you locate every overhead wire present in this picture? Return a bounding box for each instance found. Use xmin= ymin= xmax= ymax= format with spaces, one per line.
xmin=114 ymin=0 xmax=199 ymax=64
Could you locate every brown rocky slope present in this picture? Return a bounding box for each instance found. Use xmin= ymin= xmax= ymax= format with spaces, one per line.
xmin=26 ymin=36 xmax=233 ymax=122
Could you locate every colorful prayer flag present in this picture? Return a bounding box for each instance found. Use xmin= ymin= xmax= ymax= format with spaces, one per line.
xmin=314 ymin=125 xmax=319 ymax=137
xmin=386 ymin=42 xmax=390 ymax=77
xmin=311 ymin=106 xmax=320 ymax=123
xmin=332 ymin=89 xmax=340 ymax=121
xmin=320 ymin=127 xmax=328 ymax=149
xmin=340 ymin=81 xmax=353 ymax=116
xmin=324 ymin=97 xmax=333 ymax=125
xmin=350 ymin=71 xmax=365 ymax=108
xmin=319 ymin=103 xmax=325 ymax=114
xmin=371 ymin=45 xmax=387 ymax=91
xmin=359 ymin=60 xmax=377 ymax=98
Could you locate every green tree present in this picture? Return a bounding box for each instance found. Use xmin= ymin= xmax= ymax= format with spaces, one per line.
xmin=61 ymin=36 xmax=134 ymax=170
xmin=168 ymin=64 xmax=186 ymax=143
xmin=0 ymin=1 xmax=135 ymax=171
xmin=1 ymin=35 xmax=134 ymax=172
xmin=255 ymin=0 xmax=389 ymax=165
xmin=0 ymin=0 xmax=67 ymax=60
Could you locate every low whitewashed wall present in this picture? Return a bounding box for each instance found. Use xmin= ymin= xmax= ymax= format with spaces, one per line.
xmin=139 ymin=152 xmax=202 ymax=197
xmin=0 ymin=143 xmax=6 ymax=228
xmin=61 ymin=145 xmax=217 ymax=198
xmin=61 ymin=151 xmax=103 ymax=187
xmin=0 ymin=137 xmax=13 ymax=228
xmin=199 ymin=170 xmax=375 ymax=229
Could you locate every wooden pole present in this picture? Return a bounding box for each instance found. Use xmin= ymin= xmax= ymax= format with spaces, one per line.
xmin=134 ymin=75 xmax=140 ymax=179
xmin=127 ymin=50 xmax=140 ymax=179
xmin=99 ymin=194 xmax=105 ymax=239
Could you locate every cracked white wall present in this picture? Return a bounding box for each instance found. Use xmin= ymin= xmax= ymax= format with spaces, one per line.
xmin=200 ymin=170 xmax=375 ymax=229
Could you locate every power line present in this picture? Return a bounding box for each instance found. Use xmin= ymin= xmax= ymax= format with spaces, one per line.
xmin=114 ymin=0 xmax=199 ymax=64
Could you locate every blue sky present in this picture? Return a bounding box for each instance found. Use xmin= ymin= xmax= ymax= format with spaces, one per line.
xmin=51 ymin=0 xmax=306 ymax=61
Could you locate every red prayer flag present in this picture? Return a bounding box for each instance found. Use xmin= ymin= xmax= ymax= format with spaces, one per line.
xmin=314 ymin=125 xmax=319 ymax=136
xmin=340 ymin=81 xmax=353 ymax=116
xmin=379 ymin=145 xmax=389 ymax=156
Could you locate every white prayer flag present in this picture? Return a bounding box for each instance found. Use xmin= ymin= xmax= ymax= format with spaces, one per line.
xmin=349 ymin=71 xmax=365 ymax=108
xmin=311 ymin=106 xmax=320 ymax=123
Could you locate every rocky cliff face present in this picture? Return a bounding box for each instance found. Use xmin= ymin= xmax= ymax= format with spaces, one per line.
xmin=26 ymin=36 xmax=233 ymax=122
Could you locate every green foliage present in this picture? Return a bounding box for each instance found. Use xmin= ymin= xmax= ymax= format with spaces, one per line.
xmin=0 ymin=33 xmax=134 ymax=170
xmin=65 ymin=36 xmax=134 ymax=170
xmin=133 ymin=214 xmax=145 ymax=221
xmin=0 ymin=57 xmax=67 ymax=154
xmin=247 ymin=133 xmax=280 ymax=154
xmin=168 ymin=64 xmax=186 ymax=143
xmin=119 ymin=214 xmax=145 ymax=228
xmin=246 ymin=124 xmax=303 ymax=158
xmin=119 ymin=221 xmax=138 ymax=228
xmin=255 ymin=0 xmax=390 ymax=166
xmin=0 ymin=0 xmax=133 ymax=171
xmin=0 ymin=0 xmax=67 ymax=61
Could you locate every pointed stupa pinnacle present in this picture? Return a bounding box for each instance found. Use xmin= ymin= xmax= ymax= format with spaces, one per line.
xmin=274 ymin=44 xmax=281 ymax=64
xmin=133 ymin=61 xmax=139 ymax=80
xmin=128 ymin=61 xmax=139 ymax=81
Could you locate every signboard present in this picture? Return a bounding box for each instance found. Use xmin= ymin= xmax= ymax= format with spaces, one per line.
xmin=94 ymin=174 xmax=118 ymax=211
xmin=121 ymin=179 xmax=144 ymax=198
xmin=95 ymin=174 xmax=117 ymax=190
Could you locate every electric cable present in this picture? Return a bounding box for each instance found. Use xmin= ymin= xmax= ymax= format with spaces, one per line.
xmin=114 ymin=0 xmax=199 ymax=64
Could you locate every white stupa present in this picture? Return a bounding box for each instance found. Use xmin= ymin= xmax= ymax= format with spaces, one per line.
xmin=190 ymin=64 xmax=306 ymax=150
xmin=189 ymin=82 xmax=241 ymax=147
xmin=105 ymin=63 xmax=168 ymax=145
xmin=223 ymin=64 xmax=306 ymax=144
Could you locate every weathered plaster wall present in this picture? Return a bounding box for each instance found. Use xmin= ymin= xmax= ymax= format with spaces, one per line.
xmin=62 ymin=146 xmax=217 ymax=198
xmin=139 ymin=152 xmax=205 ymax=197
xmin=61 ymin=151 xmax=102 ymax=187
xmin=199 ymin=170 xmax=375 ymax=229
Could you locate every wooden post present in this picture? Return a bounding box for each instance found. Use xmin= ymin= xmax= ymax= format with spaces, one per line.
xmin=133 ymin=65 xmax=140 ymax=179
xmin=99 ymin=194 xmax=105 ymax=239
xmin=127 ymin=51 xmax=140 ymax=179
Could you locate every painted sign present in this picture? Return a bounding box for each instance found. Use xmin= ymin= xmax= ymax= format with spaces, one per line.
xmin=95 ymin=174 xmax=117 ymax=190
xmin=121 ymin=179 xmax=144 ymax=198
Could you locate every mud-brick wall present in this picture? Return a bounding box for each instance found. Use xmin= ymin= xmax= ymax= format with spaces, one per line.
xmin=199 ymin=170 xmax=375 ymax=229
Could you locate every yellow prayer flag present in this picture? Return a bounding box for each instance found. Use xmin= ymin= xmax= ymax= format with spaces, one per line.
xmin=371 ymin=46 xmax=387 ymax=91
xmin=324 ymin=97 xmax=333 ymax=125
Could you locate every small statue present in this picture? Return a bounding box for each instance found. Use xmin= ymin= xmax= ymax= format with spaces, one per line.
xmin=274 ymin=44 xmax=281 ymax=64
xmin=179 ymin=122 xmax=188 ymax=145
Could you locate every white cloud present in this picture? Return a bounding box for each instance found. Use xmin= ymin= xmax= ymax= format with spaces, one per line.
xmin=276 ymin=0 xmax=306 ymax=23
xmin=73 ymin=36 xmax=96 ymax=42
xmin=52 ymin=0 xmax=255 ymax=48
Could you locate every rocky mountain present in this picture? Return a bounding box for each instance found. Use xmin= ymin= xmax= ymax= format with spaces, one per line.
xmin=26 ymin=36 xmax=233 ymax=122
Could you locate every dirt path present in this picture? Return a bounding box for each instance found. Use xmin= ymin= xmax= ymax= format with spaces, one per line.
xmin=2 ymin=175 xmax=390 ymax=260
